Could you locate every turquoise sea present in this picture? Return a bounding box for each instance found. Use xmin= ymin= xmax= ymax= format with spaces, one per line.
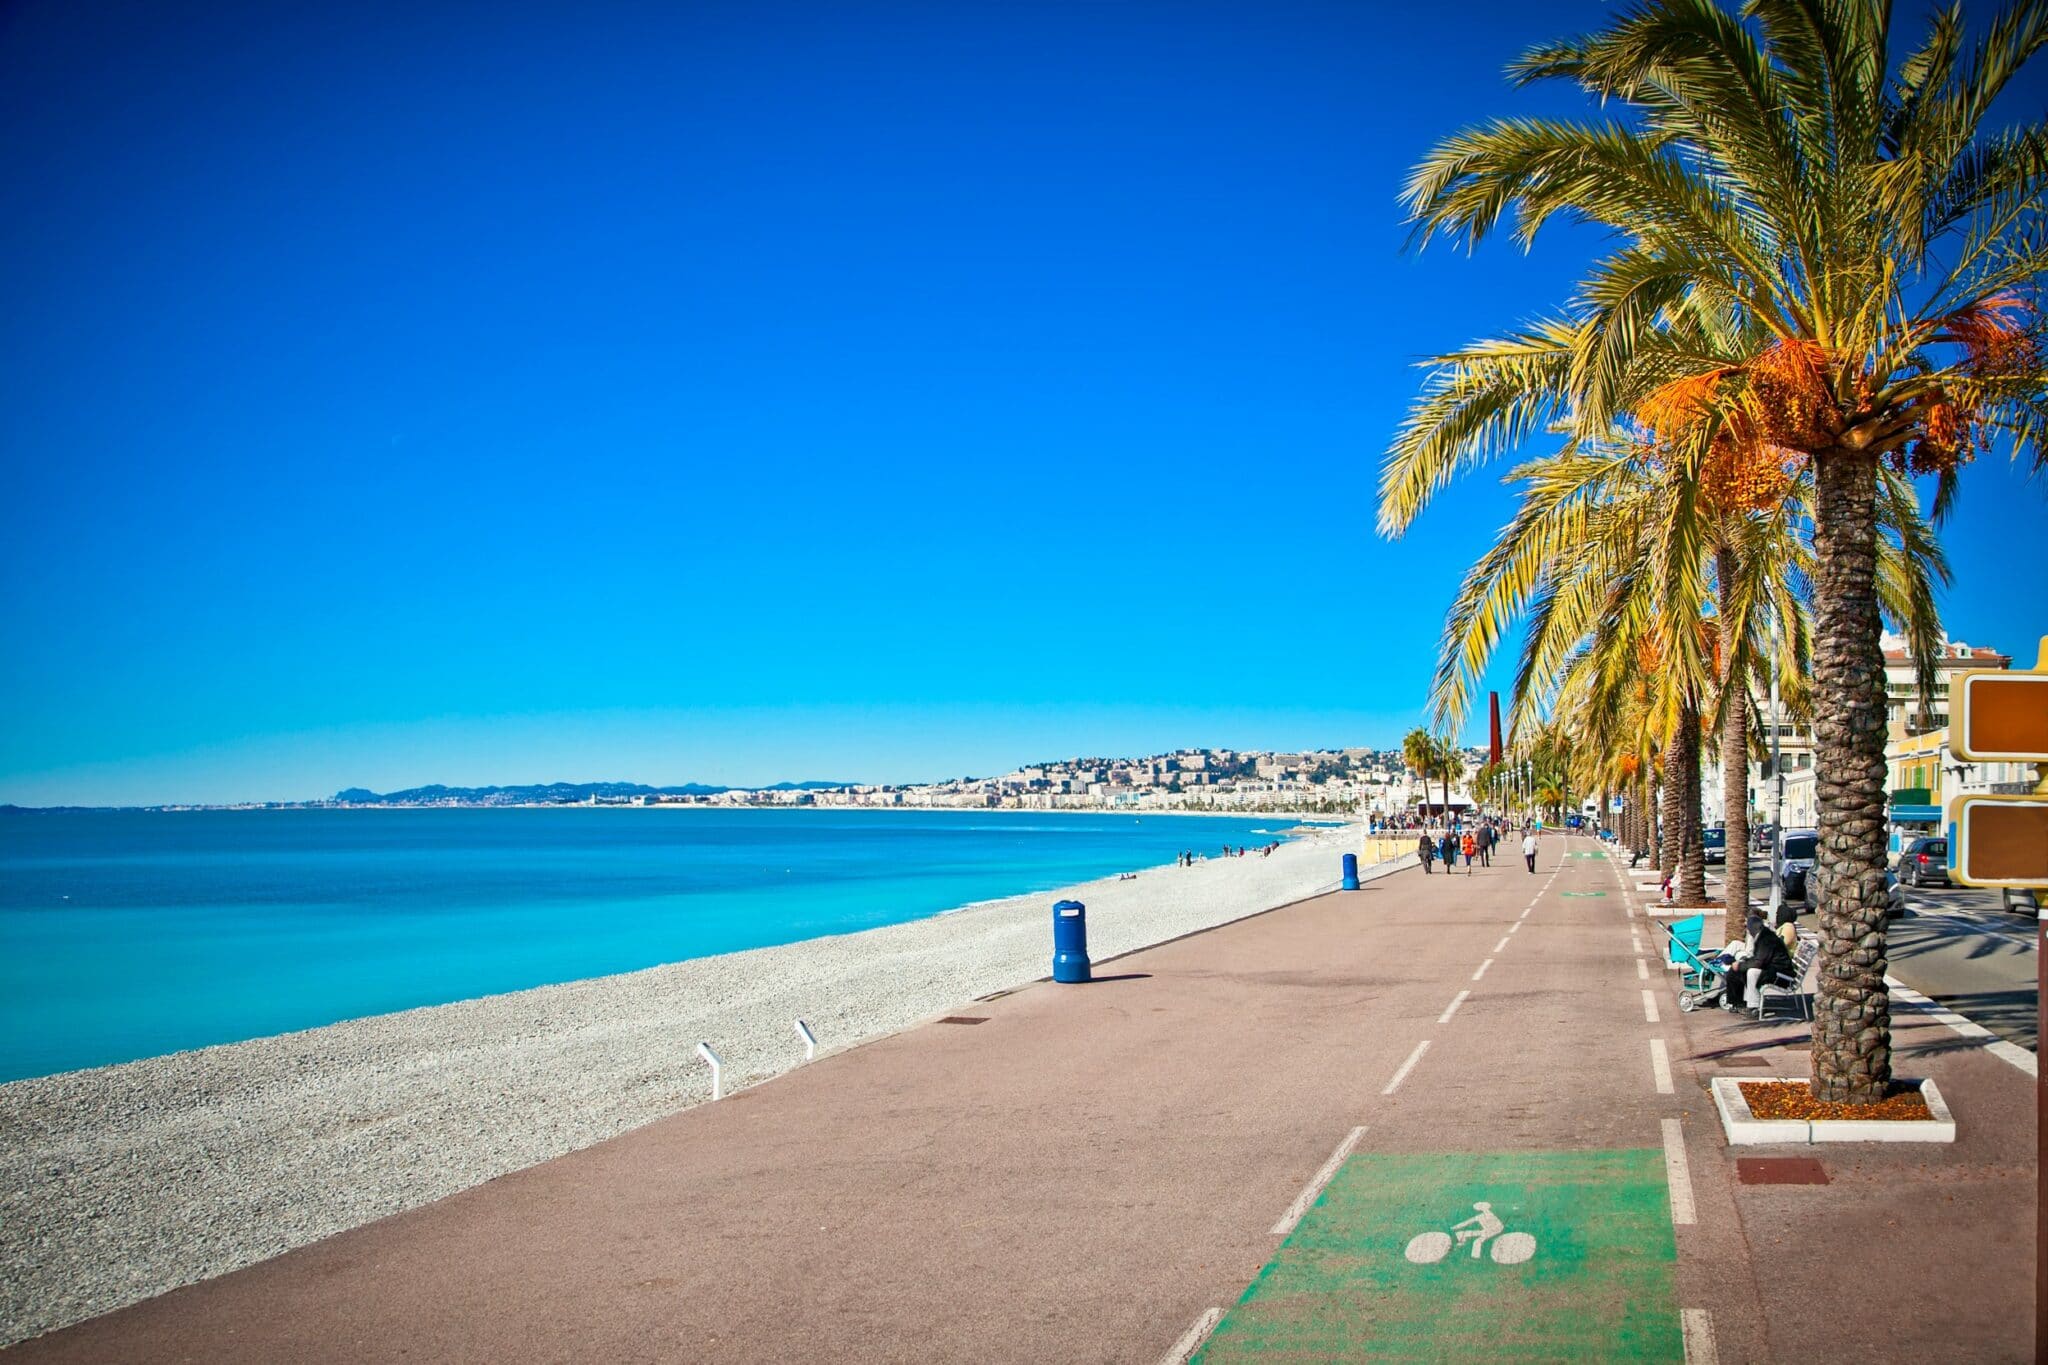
xmin=0 ymin=807 xmax=1307 ymax=1083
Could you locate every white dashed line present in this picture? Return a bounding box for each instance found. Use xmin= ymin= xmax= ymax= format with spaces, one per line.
xmin=1636 ymin=957 xmax=1649 ymax=980
xmin=1681 ymin=1308 xmax=1718 ymax=1364
xmin=1641 ymin=990 xmax=1661 ymax=1023
xmin=1438 ymin=990 xmax=1470 ymax=1024
xmin=1649 ymin=1038 xmax=1673 ymax=1094
xmin=1472 ymin=958 xmax=1493 ymax=981
xmin=1159 ymin=1306 xmax=1223 ymax=1365
xmin=1661 ymin=1118 xmax=1696 ymax=1225
xmin=1519 ymin=907 xmax=1532 ymax=920
xmin=1493 ymin=936 xmax=1510 ymax=953
xmin=1270 ymin=1126 xmax=1366 ymax=1235
xmin=1382 ymin=1041 xmax=1431 ymax=1095
xmin=1507 ymin=920 xmax=1521 ymax=934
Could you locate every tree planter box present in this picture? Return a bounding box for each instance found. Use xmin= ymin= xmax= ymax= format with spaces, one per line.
xmin=1710 ymin=1076 xmax=1955 ymax=1145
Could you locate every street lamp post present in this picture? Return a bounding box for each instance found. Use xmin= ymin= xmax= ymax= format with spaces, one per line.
xmin=1767 ymin=613 xmax=1785 ymax=920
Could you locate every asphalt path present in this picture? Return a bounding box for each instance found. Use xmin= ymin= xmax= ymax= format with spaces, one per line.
xmin=15 ymin=835 xmax=1710 ymax=1364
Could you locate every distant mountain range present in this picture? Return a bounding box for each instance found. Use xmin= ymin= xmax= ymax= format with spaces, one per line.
xmin=331 ymin=780 xmax=850 ymax=805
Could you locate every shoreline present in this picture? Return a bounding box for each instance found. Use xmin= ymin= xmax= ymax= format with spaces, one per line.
xmin=1 ymin=821 xmax=1378 ymax=1347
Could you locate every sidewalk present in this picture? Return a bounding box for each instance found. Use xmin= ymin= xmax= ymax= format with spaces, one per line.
xmin=9 ymin=836 xmax=2033 ymax=1362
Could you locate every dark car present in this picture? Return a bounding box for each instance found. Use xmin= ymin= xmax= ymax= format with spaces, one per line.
xmin=1894 ymin=836 xmax=1950 ymax=888
xmin=1804 ymin=865 xmax=1909 ymax=919
xmin=1702 ymin=825 xmax=1727 ymax=865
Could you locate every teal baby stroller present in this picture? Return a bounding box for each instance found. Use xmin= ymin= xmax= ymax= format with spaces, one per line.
xmin=1661 ymin=916 xmax=1728 ymax=1012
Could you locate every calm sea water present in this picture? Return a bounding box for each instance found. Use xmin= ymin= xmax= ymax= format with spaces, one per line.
xmin=0 ymin=807 xmax=1306 ymax=1082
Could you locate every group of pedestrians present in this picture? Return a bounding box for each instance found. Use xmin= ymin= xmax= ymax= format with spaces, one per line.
xmin=1416 ymin=819 xmax=1543 ymax=875
xmin=1176 ymin=842 xmax=1280 ymax=868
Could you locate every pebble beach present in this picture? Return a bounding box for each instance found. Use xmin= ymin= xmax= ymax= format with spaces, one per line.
xmin=0 ymin=820 xmax=1383 ymax=1347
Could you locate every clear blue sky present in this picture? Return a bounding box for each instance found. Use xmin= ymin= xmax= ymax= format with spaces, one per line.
xmin=3 ymin=0 xmax=2044 ymax=805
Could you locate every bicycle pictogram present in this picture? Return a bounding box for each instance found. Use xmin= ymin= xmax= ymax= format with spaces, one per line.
xmin=1402 ymin=1201 xmax=1537 ymax=1265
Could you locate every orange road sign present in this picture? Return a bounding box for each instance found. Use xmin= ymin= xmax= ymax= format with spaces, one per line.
xmin=1951 ymin=635 xmax=2048 ymax=763
xmin=1950 ymin=795 xmax=2048 ymax=888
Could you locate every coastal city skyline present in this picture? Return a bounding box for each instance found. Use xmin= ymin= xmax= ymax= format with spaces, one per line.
xmin=4 ymin=0 xmax=2045 ymax=808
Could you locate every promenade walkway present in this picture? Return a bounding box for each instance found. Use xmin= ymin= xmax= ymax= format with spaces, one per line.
xmin=12 ymin=835 xmax=2033 ymax=1362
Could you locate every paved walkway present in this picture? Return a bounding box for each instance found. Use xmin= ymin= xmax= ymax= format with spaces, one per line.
xmin=10 ymin=836 xmax=2034 ymax=1362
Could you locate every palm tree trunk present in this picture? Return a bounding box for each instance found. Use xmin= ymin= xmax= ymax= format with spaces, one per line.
xmin=1809 ymin=447 xmax=1892 ymax=1106
xmin=1665 ymin=706 xmax=1706 ymax=905
xmin=1656 ymin=761 xmax=1674 ymax=874
xmin=1717 ymin=544 xmax=1751 ymax=945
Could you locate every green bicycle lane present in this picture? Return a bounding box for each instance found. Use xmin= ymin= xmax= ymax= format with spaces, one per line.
xmin=1194 ymin=841 xmax=1687 ymax=1363
xmin=1194 ymin=1150 xmax=1679 ymax=1361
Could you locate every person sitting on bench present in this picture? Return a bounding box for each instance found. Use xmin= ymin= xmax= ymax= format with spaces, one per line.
xmin=1722 ymin=911 xmax=1797 ymax=1015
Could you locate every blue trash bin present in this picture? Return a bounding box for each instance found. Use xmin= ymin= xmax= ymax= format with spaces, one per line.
xmin=1341 ymin=852 xmax=1360 ymax=891
xmin=1052 ymin=899 xmax=1091 ymax=983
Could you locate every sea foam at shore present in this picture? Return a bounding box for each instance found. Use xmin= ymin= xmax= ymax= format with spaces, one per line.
xmin=0 ymin=821 xmax=1381 ymax=1347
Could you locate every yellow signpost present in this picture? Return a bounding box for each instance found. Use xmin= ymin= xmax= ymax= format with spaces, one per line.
xmin=1945 ymin=634 xmax=2047 ymax=1359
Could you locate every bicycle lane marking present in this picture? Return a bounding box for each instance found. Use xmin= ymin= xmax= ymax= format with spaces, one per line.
xmin=1192 ymin=1150 xmax=1684 ymax=1363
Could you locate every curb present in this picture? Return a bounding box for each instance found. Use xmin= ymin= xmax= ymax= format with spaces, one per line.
xmin=1708 ymin=1075 xmax=1956 ymax=1145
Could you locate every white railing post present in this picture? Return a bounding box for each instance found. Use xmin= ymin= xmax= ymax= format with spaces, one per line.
xmin=696 ymin=1041 xmax=723 ymax=1101
xmin=794 ymin=1018 xmax=817 ymax=1062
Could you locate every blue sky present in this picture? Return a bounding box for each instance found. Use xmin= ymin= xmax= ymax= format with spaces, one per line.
xmin=2 ymin=0 xmax=2044 ymax=805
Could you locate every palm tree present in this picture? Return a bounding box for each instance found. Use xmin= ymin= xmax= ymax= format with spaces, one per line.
xmin=1403 ymin=727 xmax=1460 ymax=823
xmin=1387 ymin=0 xmax=2044 ymax=1105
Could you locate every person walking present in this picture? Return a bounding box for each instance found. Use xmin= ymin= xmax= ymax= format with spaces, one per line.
xmin=1521 ymin=829 xmax=1539 ymax=873
xmin=1439 ymin=829 xmax=1457 ymax=872
xmin=1417 ymin=830 xmax=1436 ymax=873
xmin=1460 ymin=830 xmax=1478 ymax=876
xmin=1478 ymin=824 xmax=1494 ymax=867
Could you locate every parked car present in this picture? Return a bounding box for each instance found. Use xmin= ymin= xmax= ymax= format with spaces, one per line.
xmin=2004 ymin=887 xmax=2040 ymax=915
xmin=1805 ymin=866 xmax=1909 ymax=918
xmin=1702 ymin=825 xmax=1727 ymax=865
xmin=1893 ymin=836 xmax=1951 ymax=888
xmin=1776 ymin=828 xmax=1819 ymax=902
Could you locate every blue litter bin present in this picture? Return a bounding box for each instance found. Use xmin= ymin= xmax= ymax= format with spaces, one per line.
xmin=1052 ymin=899 xmax=1091 ymax=983
xmin=1341 ymin=852 xmax=1360 ymax=891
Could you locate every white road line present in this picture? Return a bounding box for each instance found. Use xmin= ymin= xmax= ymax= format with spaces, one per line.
xmin=1641 ymin=990 xmax=1661 ymax=1024
xmin=1630 ymin=931 xmax=1643 ymax=952
xmin=1519 ymin=907 xmax=1532 ymax=920
xmin=1438 ymin=990 xmax=1470 ymax=1024
xmin=1885 ymin=975 xmax=2038 ymax=1078
xmin=1507 ymin=920 xmax=1521 ymax=934
xmin=1636 ymin=957 xmax=1649 ymax=980
xmin=1649 ymin=1038 xmax=1674 ymax=1094
xmin=1158 ymin=1306 xmax=1223 ymax=1365
xmin=1493 ymin=935 xmax=1510 ymax=953
xmin=1681 ymin=1308 xmax=1718 ymax=1365
xmin=1472 ymin=958 xmax=1493 ymax=981
xmin=1382 ymin=1041 xmax=1431 ymax=1096
xmin=1270 ymin=1126 xmax=1367 ymax=1235
xmin=1661 ymin=1118 xmax=1696 ymax=1225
